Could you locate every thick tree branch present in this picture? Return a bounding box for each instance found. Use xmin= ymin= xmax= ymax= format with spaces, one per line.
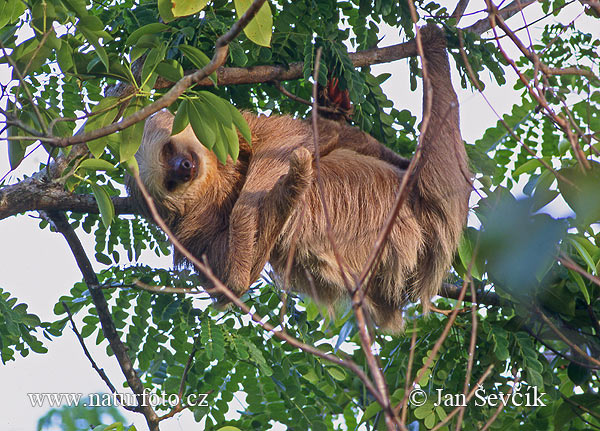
xmin=151 ymin=0 xmax=539 ymax=89
xmin=439 ymin=283 xmax=502 ymax=307
xmin=47 ymin=211 xmax=160 ymax=430
xmin=467 ymin=0 xmax=537 ymax=35
xmin=0 ymin=177 xmax=135 ymax=220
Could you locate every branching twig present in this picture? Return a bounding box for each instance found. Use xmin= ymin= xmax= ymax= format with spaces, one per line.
xmin=456 ymin=28 xmax=570 ymax=185
xmin=158 ymin=346 xmax=197 ymax=421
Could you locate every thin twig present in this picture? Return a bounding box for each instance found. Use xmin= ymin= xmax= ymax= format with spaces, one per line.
xmin=430 ymin=364 xmax=495 ymax=431
xmin=455 ymin=278 xmax=479 ymax=430
xmin=61 ymin=301 xmax=138 ymax=413
xmin=401 ymin=320 xmax=418 ymax=425
xmin=535 ymin=306 xmax=600 ymax=367
xmin=480 ymin=373 xmax=520 ymax=431
xmin=559 ymin=254 xmax=600 ymax=287
xmin=158 ymin=346 xmax=197 ymax=421
xmin=272 ymin=80 xmax=349 ymax=118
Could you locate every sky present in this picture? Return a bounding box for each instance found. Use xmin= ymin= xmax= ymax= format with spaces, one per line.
xmin=0 ymin=2 xmax=598 ymax=430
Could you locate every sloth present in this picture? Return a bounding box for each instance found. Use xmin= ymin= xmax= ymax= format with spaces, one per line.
xmin=127 ymin=24 xmax=471 ymax=333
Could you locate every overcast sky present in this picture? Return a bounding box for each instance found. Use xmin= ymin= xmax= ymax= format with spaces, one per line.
xmin=1 ymin=2 xmax=597 ymax=430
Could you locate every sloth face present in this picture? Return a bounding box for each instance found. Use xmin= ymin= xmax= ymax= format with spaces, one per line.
xmin=134 ymin=110 xmax=212 ymax=202
xmin=160 ymin=139 xmax=200 ymax=192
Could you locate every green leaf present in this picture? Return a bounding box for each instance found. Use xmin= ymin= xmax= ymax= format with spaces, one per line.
xmin=155 ymin=59 xmax=184 ymax=83
xmin=125 ymin=23 xmax=170 ymax=46
xmin=513 ymin=157 xmax=550 ymax=177
xmin=569 ymin=238 xmax=596 ymax=275
xmin=361 ymin=402 xmax=382 ymax=422
xmin=172 ymin=0 xmax=209 ymax=17
xmin=221 ymin=122 xmax=240 ymax=161
xmin=79 ymin=15 xmax=104 ymax=32
xmin=526 ymin=368 xmax=544 ymax=389
xmin=157 ymin=0 xmax=175 ymax=22
xmin=457 ymin=228 xmax=482 ymax=280
xmin=213 ymin=123 xmax=232 ymax=164
xmin=568 ymin=270 xmax=590 ymax=304
xmin=227 ymin=103 xmax=251 ymax=144
xmin=325 ymin=366 xmax=346 ymax=381
xmin=567 ymin=362 xmax=590 ymax=386
xmin=78 ymin=159 xmax=117 ymax=172
xmin=198 ymin=92 xmax=232 ymax=126
xmin=56 ymin=40 xmax=74 ymax=73
xmin=558 ymin=162 xmax=600 ymax=225
xmin=91 ymin=184 xmax=115 ymax=228
xmin=123 ymin=156 xmax=139 ymax=177
xmin=119 ymin=98 xmax=147 ymax=162
xmin=200 ymin=319 xmax=225 ymax=360
xmin=141 ymin=47 xmax=164 ymax=89
xmin=178 ymin=44 xmax=217 ymax=84
xmin=188 ymin=99 xmax=216 ymax=149
xmin=244 ymin=340 xmax=272 ymax=376
xmin=234 ymin=0 xmax=273 ymax=47
xmin=7 ymin=139 xmax=26 ymax=170
xmin=172 ymin=99 xmax=190 ymax=135
xmin=80 ymin=27 xmax=109 ymax=72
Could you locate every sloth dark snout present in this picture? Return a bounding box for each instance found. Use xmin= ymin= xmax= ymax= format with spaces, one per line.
xmin=172 ymin=156 xmax=196 ymax=181
xmin=165 ymin=155 xmax=198 ymax=191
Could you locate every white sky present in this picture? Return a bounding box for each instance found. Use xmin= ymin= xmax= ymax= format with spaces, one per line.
xmin=0 ymin=2 xmax=598 ymax=430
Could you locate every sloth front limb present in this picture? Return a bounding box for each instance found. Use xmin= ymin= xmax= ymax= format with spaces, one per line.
xmin=216 ymin=147 xmax=313 ymax=305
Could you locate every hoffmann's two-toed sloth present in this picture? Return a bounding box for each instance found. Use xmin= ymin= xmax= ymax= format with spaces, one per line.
xmin=127 ymin=25 xmax=471 ymax=333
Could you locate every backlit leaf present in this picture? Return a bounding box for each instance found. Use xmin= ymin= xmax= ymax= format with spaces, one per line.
xmin=234 ymin=0 xmax=273 ymax=47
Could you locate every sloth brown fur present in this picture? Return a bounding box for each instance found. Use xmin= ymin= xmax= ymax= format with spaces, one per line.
xmin=127 ymin=24 xmax=471 ymax=333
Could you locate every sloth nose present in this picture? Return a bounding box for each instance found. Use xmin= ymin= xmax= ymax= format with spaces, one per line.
xmin=170 ymin=156 xmax=196 ymax=183
xmin=181 ymin=159 xmax=192 ymax=170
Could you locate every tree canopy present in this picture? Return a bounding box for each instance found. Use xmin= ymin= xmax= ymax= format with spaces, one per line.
xmin=0 ymin=0 xmax=599 ymax=430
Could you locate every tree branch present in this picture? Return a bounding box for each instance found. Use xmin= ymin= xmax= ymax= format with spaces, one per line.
xmin=150 ymin=1 xmax=539 ymax=89
xmin=439 ymin=283 xmax=502 ymax=307
xmin=466 ymin=0 xmax=537 ymax=35
xmin=0 ymin=177 xmax=135 ymax=220
xmin=46 ymin=211 xmax=160 ymax=430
